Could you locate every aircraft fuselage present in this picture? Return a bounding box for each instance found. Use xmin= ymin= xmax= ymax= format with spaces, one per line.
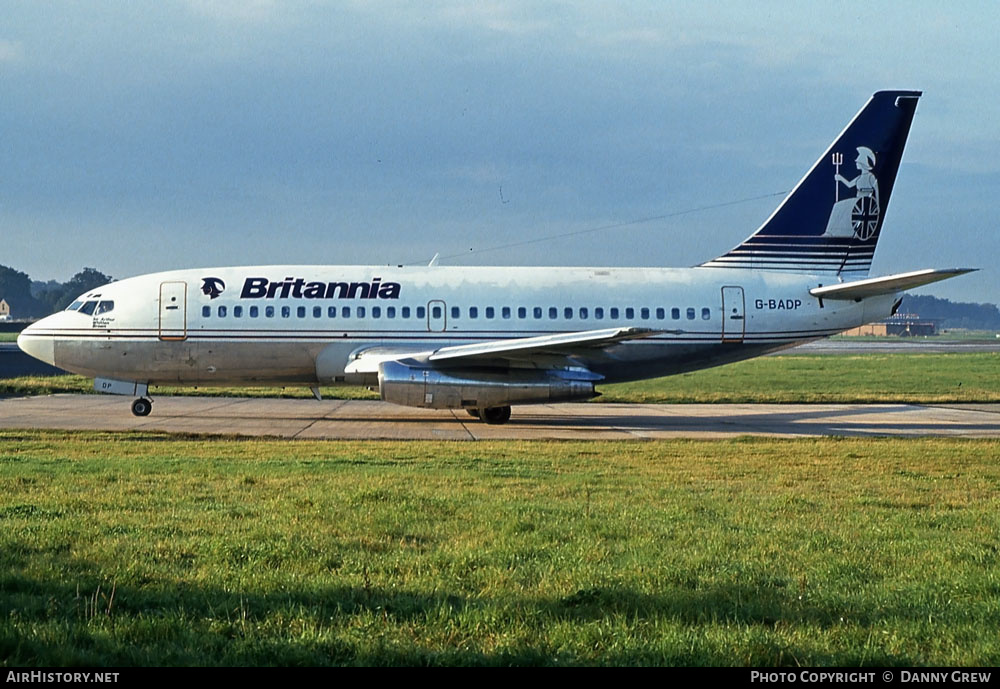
xmin=18 ymin=264 xmax=895 ymax=389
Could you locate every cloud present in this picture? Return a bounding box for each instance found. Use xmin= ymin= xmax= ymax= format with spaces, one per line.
xmin=181 ymin=0 xmax=282 ymax=23
xmin=0 ymin=39 xmax=23 ymax=63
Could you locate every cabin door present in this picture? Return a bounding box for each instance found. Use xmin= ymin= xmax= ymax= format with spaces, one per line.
xmin=427 ymin=300 xmax=447 ymax=332
xmin=721 ymin=286 xmax=745 ymax=343
xmin=158 ymin=281 xmax=188 ymax=341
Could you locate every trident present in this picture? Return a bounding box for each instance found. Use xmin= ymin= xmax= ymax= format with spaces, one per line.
xmin=832 ymin=152 xmax=843 ymax=202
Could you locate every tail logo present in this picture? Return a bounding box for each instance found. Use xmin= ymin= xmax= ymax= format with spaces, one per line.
xmin=823 ymin=146 xmax=880 ymax=240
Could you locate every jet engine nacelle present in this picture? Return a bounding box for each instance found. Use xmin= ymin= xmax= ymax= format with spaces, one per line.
xmin=378 ymin=360 xmax=597 ymax=410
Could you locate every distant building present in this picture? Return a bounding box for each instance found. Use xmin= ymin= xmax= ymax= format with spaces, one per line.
xmin=0 ymin=299 xmax=10 ymax=320
xmin=842 ymin=313 xmax=937 ymax=337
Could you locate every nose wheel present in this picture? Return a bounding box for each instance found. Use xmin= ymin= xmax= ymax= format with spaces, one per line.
xmin=131 ymin=398 xmax=153 ymax=417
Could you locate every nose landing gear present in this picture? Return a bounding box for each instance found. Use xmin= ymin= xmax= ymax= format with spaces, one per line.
xmin=131 ymin=397 xmax=153 ymax=417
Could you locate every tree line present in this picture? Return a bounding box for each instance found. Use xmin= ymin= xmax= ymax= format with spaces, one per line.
xmin=0 ymin=265 xmax=113 ymax=319
xmin=902 ymin=294 xmax=1000 ymax=331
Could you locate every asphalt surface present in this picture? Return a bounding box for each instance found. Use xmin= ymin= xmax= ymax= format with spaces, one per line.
xmin=0 ymin=343 xmax=67 ymax=377
xmin=2 ymin=395 xmax=997 ymax=439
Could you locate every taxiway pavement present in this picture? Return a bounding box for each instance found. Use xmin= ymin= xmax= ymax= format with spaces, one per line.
xmin=1 ymin=395 xmax=997 ymax=440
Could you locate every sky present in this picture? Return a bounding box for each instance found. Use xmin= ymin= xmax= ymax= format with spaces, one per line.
xmin=2 ymin=1 xmax=998 ymax=303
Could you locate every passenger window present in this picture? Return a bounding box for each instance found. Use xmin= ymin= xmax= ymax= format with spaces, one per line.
xmin=656 ymin=307 xmax=665 ymax=320
xmin=342 ymin=306 xmax=351 ymax=318
xmin=580 ymin=307 xmax=588 ymax=319
xmin=687 ymin=307 xmax=696 ymax=320
xmin=328 ymin=306 xmax=336 ymax=318
xmin=313 ymin=306 xmax=322 ymax=318
xmin=702 ymin=307 xmax=711 ymax=320
xmin=610 ymin=307 xmax=619 ymax=319
xmin=625 ymin=307 xmax=634 ymax=319
xmin=357 ymin=306 xmax=365 ymax=318
xmin=250 ymin=306 xmax=259 ymax=318
xmin=640 ymin=307 xmax=649 ymax=320
xmin=281 ymin=306 xmax=290 ymax=318
xmin=387 ymin=306 xmax=396 ymax=318
xmin=671 ymin=307 xmax=680 ymax=320
xmin=416 ymin=306 xmax=425 ymax=319
xmin=469 ymin=307 xmax=478 ymax=319
xmin=202 ymin=306 xmax=210 ymax=318
xmin=564 ymin=307 xmax=573 ymax=319
xmin=518 ymin=307 xmax=527 ymax=319
xmin=549 ymin=307 xmax=557 ymax=319
xmin=595 ymin=307 xmax=604 ymax=320
xmin=533 ymin=307 xmax=542 ymax=319
xmin=79 ymin=301 xmax=98 ymax=315
xmin=96 ymin=301 xmax=114 ymax=315
xmin=432 ymin=306 xmax=441 ymax=318
xmin=218 ymin=305 xmax=227 ymax=317
xmin=372 ymin=306 xmax=381 ymax=318
xmin=451 ymin=306 xmax=460 ymax=319
xmin=402 ymin=306 xmax=410 ymax=318
xmin=297 ymin=306 xmax=305 ymax=318
xmin=266 ymin=306 xmax=275 ymax=318
xmin=234 ymin=306 xmax=243 ymax=318
xmin=485 ymin=307 xmax=494 ymax=319
xmin=502 ymin=307 xmax=511 ymax=319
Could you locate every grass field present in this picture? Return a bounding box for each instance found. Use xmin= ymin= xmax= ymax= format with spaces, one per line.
xmin=1 ymin=431 xmax=998 ymax=666
xmin=3 ymin=352 xmax=998 ymax=403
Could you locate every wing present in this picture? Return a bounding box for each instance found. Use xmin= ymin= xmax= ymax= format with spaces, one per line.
xmin=343 ymin=326 xmax=660 ymax=374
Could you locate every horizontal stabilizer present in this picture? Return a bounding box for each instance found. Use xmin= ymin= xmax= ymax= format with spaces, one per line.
xmin=808 ymin=268 xmax=976 ymax=300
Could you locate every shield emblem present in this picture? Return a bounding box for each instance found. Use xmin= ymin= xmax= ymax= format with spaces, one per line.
xmin=851 ymin=196 xmax=879 ymax=240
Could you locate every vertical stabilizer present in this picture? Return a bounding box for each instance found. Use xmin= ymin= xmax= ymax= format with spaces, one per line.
xmin=701 ymin=90 xmax=920 ymax=276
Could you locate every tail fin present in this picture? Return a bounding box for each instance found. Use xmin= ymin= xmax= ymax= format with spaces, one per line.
xmin=701 ymin=90 xmax=921 ymax=277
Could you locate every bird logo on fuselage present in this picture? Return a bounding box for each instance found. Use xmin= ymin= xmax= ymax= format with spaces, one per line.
xmin=201 ymin=277 xmax=225 ymax=299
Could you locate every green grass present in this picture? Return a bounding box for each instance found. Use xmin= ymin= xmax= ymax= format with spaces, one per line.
xmin=3 ymin=353 xmax=999 ymax=403
xmin=0 ymin=333 xmax=19 ymax=343
xmin=1 ymin=431 xmax=998 ymax=666
xmin=599 ymin=352 xmax=1000 ymax=403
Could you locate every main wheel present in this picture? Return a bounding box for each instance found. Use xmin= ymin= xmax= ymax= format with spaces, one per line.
xmin=131 ymin=398 xmax=153 ymax=417
xmin=481 ymin=405 xmax=511 ymax=425
xmin=466 ymin=409 xmax=480 ymax=418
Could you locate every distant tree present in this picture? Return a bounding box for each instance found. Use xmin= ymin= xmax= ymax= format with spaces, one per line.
xmin=0 ymin=264 xmax=50 ymax=318
xmin=38 ymin=268 xmax=114 ymax=312
xmin=903 ymin=294 xmax=1000 ymax=330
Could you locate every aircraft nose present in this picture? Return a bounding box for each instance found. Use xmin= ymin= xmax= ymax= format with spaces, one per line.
xmin=17 ymin=320 xmax=56 ymax=366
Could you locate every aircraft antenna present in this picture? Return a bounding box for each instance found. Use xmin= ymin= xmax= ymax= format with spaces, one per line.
xmin=408 ymin=189 xmax=788 ymax=265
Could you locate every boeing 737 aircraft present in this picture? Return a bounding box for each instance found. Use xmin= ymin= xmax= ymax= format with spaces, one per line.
xmin=18 ymin=90 xmax=973 ymax=424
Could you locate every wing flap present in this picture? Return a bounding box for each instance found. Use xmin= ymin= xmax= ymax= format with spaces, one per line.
xmin=809 ymin=268 xmax=976 ymax=300
xmin=428 ymin=326 xmax=658 ymax=362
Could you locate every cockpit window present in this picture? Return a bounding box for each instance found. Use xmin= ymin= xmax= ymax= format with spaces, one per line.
xmin=66 ymin=301 xmax=83 ymax=311
xmin=78 ymin=301 xmax=98 ymax=316
xmin=96 ymin=301 xmax=114 ymax=315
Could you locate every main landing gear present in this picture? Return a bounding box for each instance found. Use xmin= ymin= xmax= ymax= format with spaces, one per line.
xmin=480 ymin=406 xmax=512 ymax=425
xmin=131 ymin=397 xmax=153 ymax=417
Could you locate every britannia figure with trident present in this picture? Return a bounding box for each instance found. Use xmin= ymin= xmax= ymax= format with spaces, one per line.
xmin=822 ymin=146 xmax=881 ymax=240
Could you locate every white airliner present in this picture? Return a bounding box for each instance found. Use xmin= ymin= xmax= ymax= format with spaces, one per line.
xmin=18 ymin=90 xmax=972 ymax=424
